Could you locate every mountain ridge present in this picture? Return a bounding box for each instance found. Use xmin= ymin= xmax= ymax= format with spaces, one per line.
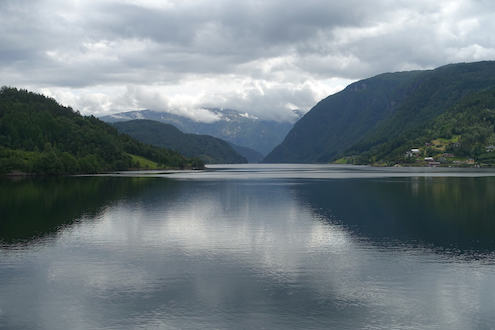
xmin=101 ymin=108 xmax=301 ymax=155
xmin=112 ymin=119 xmax=248 ymax=164
xmin=264 ymin=61 xmax=495 ymax=165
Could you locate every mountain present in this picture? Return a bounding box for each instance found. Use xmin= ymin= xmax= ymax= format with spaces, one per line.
xmin=371 ymin=87 xmax=495 ymax=166
xmin=264 ymin=61 xmax=495 ymax=164
xmin=229 ymin=143 xmax=264 ymax=163
xmin=0 ymin=87 xmax=203 ymax=174
xmin=101 ymin=108 xmax=299 ymax=156
xmin=113 ymin=120 xmax=247 ymax=164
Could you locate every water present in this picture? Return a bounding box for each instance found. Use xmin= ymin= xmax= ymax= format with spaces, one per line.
xmin=1 ymin=164 xmax=495 ymax=329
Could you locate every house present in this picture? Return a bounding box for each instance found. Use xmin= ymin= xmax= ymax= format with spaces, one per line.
xmin=405 ymin=148 xmax=421 ymax=158
xmin=486 ymin=145 xmax=495 ymax=152
xmin=450 ymin=142 xmax=461 ymax=148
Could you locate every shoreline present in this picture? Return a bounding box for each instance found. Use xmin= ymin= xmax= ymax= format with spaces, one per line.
xmin=4 ymin=163 xmax=495 ymax=179
xmin=2 ymin=166 xmax=205 ymax=178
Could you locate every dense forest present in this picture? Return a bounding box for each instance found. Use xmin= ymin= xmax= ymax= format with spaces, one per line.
xmin=113 ymin=119 xmax=247 ymax=164
xmin=0 ymin=87 xmax=203 ymax=175
xmin=265 ymin=61 xmax=495 ymax=166
xmin=356 ymin=87 xmax=495 ymax=166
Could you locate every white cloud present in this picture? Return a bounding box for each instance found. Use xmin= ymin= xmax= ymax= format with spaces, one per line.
xmin=1 ymin=0 xmax=495 ymax=121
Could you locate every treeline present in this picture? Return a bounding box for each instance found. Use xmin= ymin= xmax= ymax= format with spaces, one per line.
xmin=346 ymin=88 xmax=495 ymax=165
xmin=0 ymin=87 xmax=203 ymax=174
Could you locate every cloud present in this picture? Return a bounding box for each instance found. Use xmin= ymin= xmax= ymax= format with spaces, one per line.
xmin=1 ymin=0 xmax=495 ymax=120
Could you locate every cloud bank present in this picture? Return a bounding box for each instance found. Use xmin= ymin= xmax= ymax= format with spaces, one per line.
xmin=1 ymin=0 xmax=495 ymax=121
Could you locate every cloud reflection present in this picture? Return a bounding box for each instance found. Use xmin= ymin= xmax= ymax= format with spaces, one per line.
xmin=1 ymin=177 xmax=495 ymax=329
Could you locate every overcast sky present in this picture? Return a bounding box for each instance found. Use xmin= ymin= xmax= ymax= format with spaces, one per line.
xmin=1 ymin=0 xmax=495 ymax=122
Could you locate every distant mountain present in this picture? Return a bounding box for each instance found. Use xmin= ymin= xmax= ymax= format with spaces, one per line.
xmin=113 ymin=120 xmax=247 ymax=164
xmin=264 ymin=61 xmax=495 ymax=165
xmin=0 ymin=88 xmax=202 ymax=175
xmin=229 ymin=143 xmax=264 ymax=163
xmin=101 ymin=108 xmax=300 ymax=156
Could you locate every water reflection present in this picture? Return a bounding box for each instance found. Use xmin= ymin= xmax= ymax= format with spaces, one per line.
xmin=0 ymin=177 xmax=174 ymax=244
xmin=0 ymin=174 xmax=495 ymax=329
xmin=292 ymin=177 xmax=495 ymax=253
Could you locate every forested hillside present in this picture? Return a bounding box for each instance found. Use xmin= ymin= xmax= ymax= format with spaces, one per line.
xmin=113 ymin=120 xmax=247 ymax=164
xmin=362 ymin=87 xmax=495 ymax=166
xmin=0 ymin=87 xmax=203 ymax=174
xmin=264 ymin=70 xmax=421 ymax=162
xmin=265 ymin=61 xmax=495 ymax=166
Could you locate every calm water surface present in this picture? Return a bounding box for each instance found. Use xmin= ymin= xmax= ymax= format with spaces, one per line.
xmin=1 ymin=164 xmax=495 ymax=329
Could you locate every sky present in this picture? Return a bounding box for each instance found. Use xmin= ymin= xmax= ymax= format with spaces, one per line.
xmin=1 ymin=0 xmax=495 ymax=122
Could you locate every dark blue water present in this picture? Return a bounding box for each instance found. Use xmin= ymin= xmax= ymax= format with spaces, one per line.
xmin=1 ymin=165 xmax=495 ymax=329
